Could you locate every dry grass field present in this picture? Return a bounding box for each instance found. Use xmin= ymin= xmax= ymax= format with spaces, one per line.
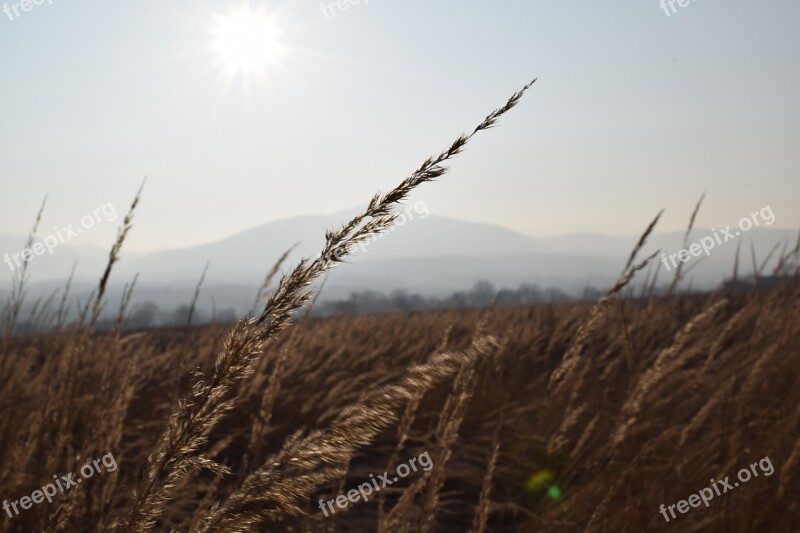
xmin=1 ymin=82 xmax=799 ymax=532
xmin=2 ymin=275 xmax=799 ymax=532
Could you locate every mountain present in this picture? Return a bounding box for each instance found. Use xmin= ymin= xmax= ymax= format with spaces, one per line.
xmin=112 ymin=210 xmax=548 ymax=282
xmin=1 ymin=211 xmax=796 ymax=319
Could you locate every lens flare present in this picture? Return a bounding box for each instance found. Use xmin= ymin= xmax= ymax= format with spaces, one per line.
xmin=525 ymin=469 xmax=562 ymax=500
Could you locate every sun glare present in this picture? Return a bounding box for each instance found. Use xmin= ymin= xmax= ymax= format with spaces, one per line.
xmin=211 ymin=6 xmax=284 ymax=75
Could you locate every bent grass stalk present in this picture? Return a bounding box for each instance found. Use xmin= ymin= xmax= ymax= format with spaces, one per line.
xmin=113 ymin=80 xmax=537 ymax=532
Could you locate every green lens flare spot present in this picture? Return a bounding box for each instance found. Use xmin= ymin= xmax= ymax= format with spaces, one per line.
xmin=524 ymin=470 xmax=554 ymax=493
xmin=547 ymin=485 xmax=562 ymax=500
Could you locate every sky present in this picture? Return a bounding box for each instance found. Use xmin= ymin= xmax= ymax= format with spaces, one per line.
xmin=1 ymin=0 xmax=798 ymax=254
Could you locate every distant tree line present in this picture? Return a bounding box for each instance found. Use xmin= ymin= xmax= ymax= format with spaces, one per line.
xmin=315 ymin=281 xmax=573 ymax=316
xmin=116 ymin=302 xmax=238 ymax=330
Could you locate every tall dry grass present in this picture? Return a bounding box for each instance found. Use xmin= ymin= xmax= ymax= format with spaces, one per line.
xmin=1 ymin=80 xmax=799 ymax=532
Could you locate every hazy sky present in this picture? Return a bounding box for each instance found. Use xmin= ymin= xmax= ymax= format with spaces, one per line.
xmin=1 ymin=0 xmax=798 ymax=253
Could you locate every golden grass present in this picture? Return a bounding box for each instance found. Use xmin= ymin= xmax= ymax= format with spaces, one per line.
xmin=1 ymin=80 xmax=799 ymax=532
xmin=1 ymin=279 xmax=799 ymax=531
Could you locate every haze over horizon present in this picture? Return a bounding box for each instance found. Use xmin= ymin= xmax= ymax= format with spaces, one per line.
xmin=1 ymin=207 xmax=792 ymax=301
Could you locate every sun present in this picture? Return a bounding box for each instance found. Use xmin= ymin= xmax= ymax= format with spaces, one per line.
xmin=211 ymin=5 xmax=284 ymax=75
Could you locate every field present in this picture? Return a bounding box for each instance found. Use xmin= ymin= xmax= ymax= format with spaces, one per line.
xmin=1 ymin=274 xmax=799 ymax=532
xmin=1 ymin=83 xmax=799 ymax=533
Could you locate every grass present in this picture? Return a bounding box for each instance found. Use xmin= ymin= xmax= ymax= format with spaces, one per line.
xmin=1 ymin=80 xmax=799 ymax=532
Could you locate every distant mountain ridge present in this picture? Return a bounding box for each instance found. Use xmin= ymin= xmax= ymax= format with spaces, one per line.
xmin=114 ymin=210 xmax=547 ymax=282
xmin=1 ymin=211 xmax=796 ymax=316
